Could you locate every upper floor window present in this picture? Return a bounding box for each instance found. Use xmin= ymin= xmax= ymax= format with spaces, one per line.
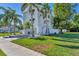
xmin=48 ymin=15 xmax=50 ymax=18
xmin=30 ymin=19 xmax=31 ymax=21
xmin=44 ymin=20 xmax=49 ymax=24
xmin=28 ymin=32 xmax=30 ymax=34
xmin=44 ymin=20 xmax=46 ymax=24
xmin=32 ymin=18 xmax=35 ymax=23
xmin=40 ymin=14 xmax=41 ymax=16
xmin=32 ymin=9 xmax=35 ymax=13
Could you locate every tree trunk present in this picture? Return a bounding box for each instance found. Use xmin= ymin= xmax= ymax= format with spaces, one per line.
xmin=13 ymin=19 xmax=16 ymax=35
xmin=45 ymin=15 xmax=49 ymax=35
xmin=38 ymin=10 xmax=40 ymax=35
xmin=31 ymin=14 xmax=34 ymax=37
xmin=60 ymin=29 xmax=63 ymax=34
xmin=31 ymin=23 xmax=34 ymax=37
xmin=10 ymin=24 xmax=12 ymax=35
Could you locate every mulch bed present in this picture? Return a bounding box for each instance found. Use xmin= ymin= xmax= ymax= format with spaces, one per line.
xmin=32 ymin=44 xmax=52 ymax=52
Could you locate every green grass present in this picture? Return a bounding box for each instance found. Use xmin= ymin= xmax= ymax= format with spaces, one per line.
xmin=12 ymin=32 xmax=79 ymax=56
xmin=0 ymin=49 xmax=6 ymax=56
xmin=0 ymin=32 xmax=20 ymax=37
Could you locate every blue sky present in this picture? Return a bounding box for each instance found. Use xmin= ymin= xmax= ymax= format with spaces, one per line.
xmin=0 ymin=3 xmax=79 ymax=16
xmin=75 ymin=4 xmax=79 ymax=13
xmin=0 ymin=3 xmax=22 ymax=15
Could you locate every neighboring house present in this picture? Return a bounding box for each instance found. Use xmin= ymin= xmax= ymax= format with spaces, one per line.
xmin=0 ymin=26 xmax=19 ymax=32
xmin=22 ymin=4 xmax=59 ymax=37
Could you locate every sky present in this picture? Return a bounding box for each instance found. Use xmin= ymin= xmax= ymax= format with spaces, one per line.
xmin=75 ymin=4 xmax=79 ymax=13
xmin=0 ymin=3 xmax=79 ymax=16
xmin=0 ymin=3 xmax=22 ymax=15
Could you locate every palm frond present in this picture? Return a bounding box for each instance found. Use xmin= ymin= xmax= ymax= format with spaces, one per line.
xmin=21 ymin=3 xmax=28 ymax=11
xmin=0 ymin=6 xmax=7 ymax=11
xmin=15 ymin=14 xmax=23 ymax=18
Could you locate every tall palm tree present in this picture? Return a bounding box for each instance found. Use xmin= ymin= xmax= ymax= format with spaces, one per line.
xmin=0 ymin=7 xmax=22 ymax=35
xmin=41 ymin=4 xmax=50 ymax=35
xmin=21 ymin=3 xmax=34 ymax=37
xmin=9 ymin=8 xmax=22 ymax=35
xmin=32 ymin=3 xmax=43 ymax=35
xmin=21 ymin=3 xmax=42 ymax=37
xmin=0 ymin=7 xmax=12 ymax=33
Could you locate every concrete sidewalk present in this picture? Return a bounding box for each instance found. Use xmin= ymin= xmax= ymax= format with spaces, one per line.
xmin=0 ymin=39 xmax=45 ymax=56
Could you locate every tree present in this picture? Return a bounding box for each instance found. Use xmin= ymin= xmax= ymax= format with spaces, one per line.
xmin=72 ymin=14 xmax=79 ymax=31
xmin=23 ymin=21 xmax=32 ymax=35
xmin=23 ymin=21 xmax=31 ymax=29
xmin=66 ymin=20 xmax=75 ymax=31
xmin=0 ymin=7 xmax=11 ymax=27
xmin=41 ymin=3 xmax=50 ymax=35
xmin=53 ymin=3 xmax=76 ymax=33
xmin=21 ymin=3 xmax=34 ymax=37
xmin=9 ymin=10 xmax=22 ymax=35
xmin=0 ymin=7 xmax=22 ymax=35
xmin=21 ymin=3 xmax=42 ymax=37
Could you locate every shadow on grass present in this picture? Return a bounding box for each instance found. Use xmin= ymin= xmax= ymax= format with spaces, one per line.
xmin=32 ymin=37 xmax=47 ymax=40
xmin=51 ymin=34 xmax=79 ymax=39
xmin=56 ymin=44 xmax=79 ymax=49
xmin=53 ymin=38 xmax=79 ymax=43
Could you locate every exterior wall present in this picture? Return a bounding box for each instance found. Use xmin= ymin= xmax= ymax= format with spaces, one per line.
xmin=0 ymin=26 xmax=19 ymax=32
xmin=32 ymin=6 xmax=39 ymax=36
xmin=49 ymin=29 xmax=60 ymax=34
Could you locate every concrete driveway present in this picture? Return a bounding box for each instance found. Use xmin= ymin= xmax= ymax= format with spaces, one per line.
xmin=0 ymin=38 xmax=45 ymax=56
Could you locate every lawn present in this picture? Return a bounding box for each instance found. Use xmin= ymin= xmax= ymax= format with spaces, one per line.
xmin=12 ymin=32 xmax=79 ymax=56
xmin=0 ymin=32 xmax=20 ymax=37
xmin=0 ymin=49 xmax=6 ymax=56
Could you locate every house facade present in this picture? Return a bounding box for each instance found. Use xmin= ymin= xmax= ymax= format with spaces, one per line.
xmin=22 ymin=4 xmax=59 ymax=37
xmin=0 ymin=26 xmax=19 ymax=32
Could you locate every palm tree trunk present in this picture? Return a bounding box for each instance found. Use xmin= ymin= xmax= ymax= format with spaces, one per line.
xmin=38 ymin=10 xmax=40 ymax=35
xmin=10 ymin=19 xmax=12 ymax=35
xmin=46 ymin=15 xmax=48 ymax=35
xmin=9 ymin=24 xmax=12 ymax=35
xmin=32 ymin=24 xmax=34 ymax=37
xmin=31 ymin=14 xmax=34 ymax=37
xmin=13 ymin=19 xmax=16 ymax=35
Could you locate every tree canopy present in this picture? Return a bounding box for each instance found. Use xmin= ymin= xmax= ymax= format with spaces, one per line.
xmin=53 ymin=3 xmax=76 ymax=31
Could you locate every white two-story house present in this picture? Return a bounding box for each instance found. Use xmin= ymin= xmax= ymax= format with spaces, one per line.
xmin=22 ymin=4 xmax=59 ymax=37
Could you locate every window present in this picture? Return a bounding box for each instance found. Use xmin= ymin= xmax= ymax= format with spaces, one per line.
xmin=40 ymin=14 xmax=41 ymax=16
xmin=32 ymin=9 xmax=35 ymax=12
xmin=44 ymin=20 xmax=49 ymax=24
xmin=44 ymin=20 xmax=46 ymax=23
xmin=32 ymin=18 xmax=35 ymax=23
xmin=34 ymin=27 xmax=37 ymax=34
xmin=43 ymin=16 xmax=45 ymax=19
xmin=30 ymin=19 xmax=31 ymax=21
xmin=48 ymin=15 xmax=50 ymax=18
xmin=28 ymin=32 xmax=30 ymax=34
xmin=33 ymin=18 xmax=35 ymax=21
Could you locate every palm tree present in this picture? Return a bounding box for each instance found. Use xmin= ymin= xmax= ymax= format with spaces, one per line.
xmin=0 ymin=7 xmax=12 ymax=33
xmin=9 ymin=9 xmax=22 ymax=35
xmin=21 ymin=3 xmax=42 ymax=37
xmin=0 ymin=7 xmax=10 ymax=26
xmin=23 ymin=21 xmax=32 ymax=35
xmin=33 ymin=3 xmax=43 ymax=35
xmin=41 ymin=4 xmax=50 ymax=35
xmin=0 ymin=7 xmax=22 ymax=35
xmin=23 ymin=21 xmax=31 ymax=29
